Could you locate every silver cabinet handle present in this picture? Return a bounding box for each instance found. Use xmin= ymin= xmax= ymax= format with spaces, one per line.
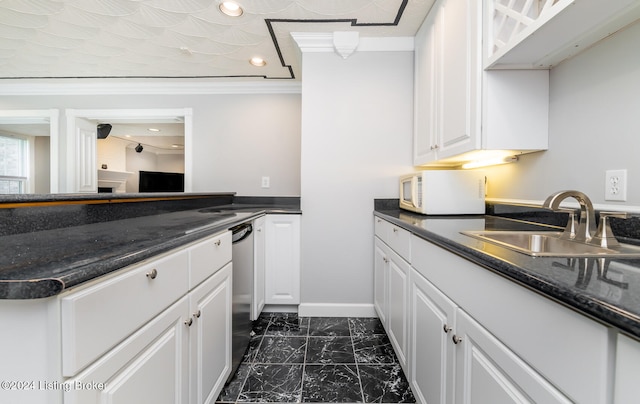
xmin=214 ymin=240 xmax=221 ymax=246
xmin=193 ymin=310 xmax=201 ymax=319
xmin=443 ymin=324 xmax=451 ymax=334
xmin=393 ymin=228 xmax=398 ymax=233
xmin=146 ymin=268 xmax=158 ymax=279
xmin=185 ymin=318 xmax=193 ymax=327
xmin=452 ymin=335 xmax=463 ymax=344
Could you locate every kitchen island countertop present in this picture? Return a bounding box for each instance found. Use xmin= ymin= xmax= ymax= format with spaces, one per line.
xmin=374 ymin=207 xmax=640 ymax=341
xmin=0 ymin=196 xmax=301 ymax=300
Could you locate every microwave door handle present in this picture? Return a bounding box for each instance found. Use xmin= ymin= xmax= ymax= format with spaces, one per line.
xmin=411 ymin=176 xmax=419 ymax=208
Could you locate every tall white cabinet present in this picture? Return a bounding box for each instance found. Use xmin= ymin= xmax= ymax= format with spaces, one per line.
xmin=413 ymin=0 xmax=548 ymax=167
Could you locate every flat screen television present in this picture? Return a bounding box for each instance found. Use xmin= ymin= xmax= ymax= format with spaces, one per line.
xmin=139 ymin=170 xmax=184 ymax=192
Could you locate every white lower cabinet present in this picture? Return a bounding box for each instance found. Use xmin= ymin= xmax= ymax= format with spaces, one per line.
xmin=386 ymin=246 xmax=410 ymax=370
xmin=454 ymin=309 xmax=571 ymax=404
xmin=64 ymin=296 xmax=191 ymax=404
xmin=373 ymin=239 xmax=388 ymax=324
xmin=410 ymin=266 xmax=572 ymax=404
xmin=189 ymin=263 xmax=233 ymax=404
xmin=374 ymin=219 xmax=411 ymax=373
xmin=252 ymin=215 xmax=266 ymax=320
xmin=373 ymin=216 xmax=617 ymax=404
xmin=409 ymin=267 xmax=456 ymax=404
xmin=410 ymin=234 xmax=610 ymax=404
xmin=0 ymin=231 xmax=233 ymax=404
xmin=62 ymin=233 xmax=233 ymax=404
xmin=265 ymin=214 xmax=300 ymax=305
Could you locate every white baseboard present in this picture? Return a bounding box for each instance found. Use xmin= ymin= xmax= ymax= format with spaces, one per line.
xmin=298 ymin=303 xmax=377 ymax=318
xmin=262 ymin=304 xmax=299 ymax=314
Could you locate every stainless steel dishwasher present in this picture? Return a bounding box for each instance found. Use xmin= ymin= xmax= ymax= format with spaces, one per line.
xmin=229 ymin=221 xmax=254 ymax=381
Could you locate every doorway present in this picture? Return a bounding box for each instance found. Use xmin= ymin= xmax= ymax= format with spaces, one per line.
xmin=65 ymin=108 xmax=193 ymax=194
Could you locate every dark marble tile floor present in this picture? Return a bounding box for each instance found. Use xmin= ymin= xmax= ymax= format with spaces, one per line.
xmin=217 ymin=313 xmax=415 ymax=404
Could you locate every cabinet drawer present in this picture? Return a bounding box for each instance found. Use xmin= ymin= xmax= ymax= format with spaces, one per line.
xmin=189 ymin=231 xmax=232 ymax=289
xmin=387 ymin=223 xmax=411 ymax=261
xmin=61 ymin=249 xmax=189 ymax=377
xmin=374 ymin=217 xmax=411 ymax=261
xmin=374 ymin=216 xmax=388 ymax=240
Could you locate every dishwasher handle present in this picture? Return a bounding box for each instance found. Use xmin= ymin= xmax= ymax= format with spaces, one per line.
xmin=231 ymin=223 xmax=253 ymax=243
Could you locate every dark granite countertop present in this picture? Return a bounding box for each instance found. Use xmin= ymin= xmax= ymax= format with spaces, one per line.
xmin=374 ymin=207 xmax=640 ymax=341
xmin=0 ymin=196 xmax=301 ymax=300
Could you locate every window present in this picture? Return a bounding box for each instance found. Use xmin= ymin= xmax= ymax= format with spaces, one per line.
xmin=0 ymin=135 xmax=29 ymax=194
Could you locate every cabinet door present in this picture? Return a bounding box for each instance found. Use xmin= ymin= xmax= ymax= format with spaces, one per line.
xmin=373 ymin=238 xmax=388 ymax=324
xmin=64 ymin=297 xmax=190 ymax=404
xmin=265 ymin=214 xmax=301 ymax=305
xmin=252 ymin=215 xmax=266 ymax=320
xmin=438 ymin=0 xmax=478 ymax=158
xmin=413 ymin=7 xmax=440 ymax=165
xmin=454 ymin=310 xmax=571 ymax=404
xmin=189 ymin=262 xmax=233 ymax=404
xmin=410 ymin=269 xmax=456 ymax=404
xmin=386 ymin=248 xmax=410 ymax=371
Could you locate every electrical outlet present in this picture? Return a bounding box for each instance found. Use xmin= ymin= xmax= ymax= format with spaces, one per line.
xmin=605 ymin=169 xmax=627 ymax=201
xmin=261 ymin=176 xmax=270 ymax=188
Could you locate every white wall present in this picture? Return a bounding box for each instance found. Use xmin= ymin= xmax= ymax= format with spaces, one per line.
xmin=0 ymin=93 xmax=301 ymax=196
xmin=484 ymin=21 xmax=640 ymax=208
xmin=299 ymin=51 xmax=414 ymax=315
xmin=97 ymin=136 xmax=130 ymax=172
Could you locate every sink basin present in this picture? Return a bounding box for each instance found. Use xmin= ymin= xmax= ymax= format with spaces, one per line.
xmin=461 ymin=230 xmax=640 ymax=258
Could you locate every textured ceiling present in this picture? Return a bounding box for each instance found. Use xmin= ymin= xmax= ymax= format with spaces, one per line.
xmin=0 ymin=0 xmax=434 ymax=80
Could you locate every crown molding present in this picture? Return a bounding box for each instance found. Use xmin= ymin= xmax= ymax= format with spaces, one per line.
xmin=291 ymin=33 xmax=414 ymax=53
xmin=0 ymin=80 xmax=302 ymax=96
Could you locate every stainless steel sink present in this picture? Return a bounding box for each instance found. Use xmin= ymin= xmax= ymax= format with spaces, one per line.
xmin=461 ymin=230 xmax=640 ymax=258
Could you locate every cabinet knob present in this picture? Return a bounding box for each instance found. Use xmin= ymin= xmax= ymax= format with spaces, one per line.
xmin=393 ymin=228 xmax=398 ymax=233
xmin=383 ymin=257 xmax=389 ymax=263
xmin=443 ymin=324 xmax=452 ymax=334
xmin=214 ymin=240 xmax=221 ymax=246
xmin=146 ymin=269 xmax=158 ymax=279
xmin=193 ymin=310 xmax=201 ymax=319
xmin=185 ymin=318 xmax=193 ymax=327
xmin=452 ymin=334 xmax=463 ymax=345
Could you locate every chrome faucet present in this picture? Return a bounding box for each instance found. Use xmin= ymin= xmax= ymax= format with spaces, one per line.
xmin=542 ymin=190 xmax=597 ymax=243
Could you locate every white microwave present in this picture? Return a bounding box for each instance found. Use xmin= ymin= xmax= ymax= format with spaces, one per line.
xmin=399 ymin=170 xmax=485 ymax=215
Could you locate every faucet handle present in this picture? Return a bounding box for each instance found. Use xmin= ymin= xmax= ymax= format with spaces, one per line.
xmin=590 ymin=211 xmax=629 ymax=248
xmin=557 ymin=209 xmax=578 ymax=240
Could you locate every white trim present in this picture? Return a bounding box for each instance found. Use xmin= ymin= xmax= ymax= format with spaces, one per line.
xmin=298 ymin=303 xmax=377 ymax=318
xmin=291 ymin=33 xmax=414 ymax=53
xmin=487 ymin=198 xmax=640 ymax=214
xmin=0 ymin=81 xmax=301 ymax=96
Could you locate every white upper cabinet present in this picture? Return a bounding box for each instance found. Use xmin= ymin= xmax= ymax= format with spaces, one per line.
xmin=485 ymin=0 xmax=640 ymax=69
xmin=413 ymin=0 xmax=549 ymax=167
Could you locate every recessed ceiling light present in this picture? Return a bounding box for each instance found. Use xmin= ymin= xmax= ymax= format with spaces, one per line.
xmin=172 ymin=144 xmax=184 ymax=148
xmin=147 ymin=128 xmax=160 ymax=132
xmin=249 ymin=57 xmax=266 ymax=67
xmin=219 ymin=1 xmax=243 ymax=17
